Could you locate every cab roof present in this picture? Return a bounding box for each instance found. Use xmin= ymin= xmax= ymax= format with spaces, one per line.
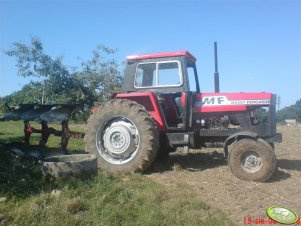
xmin=126 ymin=50 xmax=196 ymax=63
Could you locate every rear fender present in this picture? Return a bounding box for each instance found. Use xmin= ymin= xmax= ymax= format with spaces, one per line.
xmin=223 ymin=131 xmax=258 ymax=158
xmin=115 ymin=92 xmax=166 ymax=131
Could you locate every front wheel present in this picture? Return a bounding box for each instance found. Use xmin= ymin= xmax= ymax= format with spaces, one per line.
xmin=84 ymin=99 xmax=159 ymax=175
xmin=228 ymin=138 xmax=276 ymax=182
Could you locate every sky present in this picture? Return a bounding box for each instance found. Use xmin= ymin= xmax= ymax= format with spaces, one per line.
xmin=0 ymin=0 xmax=300 ymax=109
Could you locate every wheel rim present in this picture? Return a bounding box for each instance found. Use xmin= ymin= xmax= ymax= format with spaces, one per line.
xmin=96 ymin=116 xmax=140 ymax=165
xmin=241 ymin=151 xmax=262 ymax=173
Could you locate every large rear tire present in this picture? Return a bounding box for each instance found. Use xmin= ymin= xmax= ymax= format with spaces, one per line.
xmin=84 ymin=99 xmax=159 ymax=175
xmin=228 ymin=138 xmax=276 ymax=182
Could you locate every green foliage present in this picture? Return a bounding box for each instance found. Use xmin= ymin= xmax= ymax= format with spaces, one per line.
xmin=0 ymin=173 xmax=234 ymax=226
xmin=76 ymin=45 xmax=122 ymax=102
xmin=4 ymin=37 xmax=67 ymax=78
xmin=2 ymin=37 xmax=122 ymax=121
xmin=0 ymin=98 xmax=8 ymax=115
xmin=0 ymin=121 xmax=85 ymax=197
xmin=1 ymin=82 xmax=43 ymax=106
xmin=0 ymin=121 xmax=234 ymax=226
xmin=0 ymin=150 xmax=42 ymax=196
xmin=277 ymin=98 xmax=301 ymax=122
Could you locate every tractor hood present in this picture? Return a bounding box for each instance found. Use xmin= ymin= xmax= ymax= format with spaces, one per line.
xmin=182 ymin=92 xmax=273 ymax=113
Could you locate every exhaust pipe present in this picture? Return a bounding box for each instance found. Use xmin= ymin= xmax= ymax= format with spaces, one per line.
xmin=214 ymin=42 xmax=220 ymax=93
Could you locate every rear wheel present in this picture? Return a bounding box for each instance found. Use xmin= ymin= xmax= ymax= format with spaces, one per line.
xmin=228 ymin=138 xmax=276 ymax=182
xmin=84 ymin=99 xmax=159 ymax=175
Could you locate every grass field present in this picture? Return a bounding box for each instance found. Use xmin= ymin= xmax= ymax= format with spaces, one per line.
xmin=0 ymin=121 xmax=233 ymax=226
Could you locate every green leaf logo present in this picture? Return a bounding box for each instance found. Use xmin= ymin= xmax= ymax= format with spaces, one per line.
xmin=267 ymin=206 xmax=298 ymax=224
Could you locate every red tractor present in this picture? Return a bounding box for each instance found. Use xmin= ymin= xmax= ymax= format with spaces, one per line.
xmin=84 ymin=44 xmax=282 ymax=182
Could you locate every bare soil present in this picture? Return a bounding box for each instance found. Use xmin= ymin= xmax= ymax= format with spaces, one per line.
xmin=148 ymin=125 xmax=301 ymax=225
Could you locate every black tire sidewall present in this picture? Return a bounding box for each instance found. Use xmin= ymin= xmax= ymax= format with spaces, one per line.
xmin=85 ymin=100 xmax=158 ymax=174
xmin=229 ymin=139 xmax=276 ymax=182
xmin=94 ymin=111 xmax=150 ymax=169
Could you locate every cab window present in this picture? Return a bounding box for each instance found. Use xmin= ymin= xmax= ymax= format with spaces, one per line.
xmin=135 ymin=61 xmax=182 ymax=88
xmin=135 ymin=63 xmax=156 ymax=87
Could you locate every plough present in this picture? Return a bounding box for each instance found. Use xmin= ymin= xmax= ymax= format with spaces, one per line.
xmin=0 ymin=104 xmax=85 ymax=153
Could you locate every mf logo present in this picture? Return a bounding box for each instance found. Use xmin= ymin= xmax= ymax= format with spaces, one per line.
xmin=195 ymin=96 xmax=228 ymax=107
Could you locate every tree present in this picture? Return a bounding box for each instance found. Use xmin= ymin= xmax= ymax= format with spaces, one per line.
xmin=1 ymin=82 xmax=44 ymax=105
xmin=277 ymin=98 xmax=301 ymax=122
xmin=75 ymin=45 xmax=122 ymax=103
xmin=2 ymin=37 xmax=122 ymax=121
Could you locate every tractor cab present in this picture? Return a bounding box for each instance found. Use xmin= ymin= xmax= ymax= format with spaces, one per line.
xmin=122 ymin=51 xmax=199 ymax=130
xmin=123 ymin=50 xmax=199 ymax=93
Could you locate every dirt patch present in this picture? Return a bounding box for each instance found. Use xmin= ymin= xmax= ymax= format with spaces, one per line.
xmin=148 ymin=125 xmax=301 ymax=225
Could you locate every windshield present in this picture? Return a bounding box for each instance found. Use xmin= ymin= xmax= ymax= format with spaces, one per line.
xmin=135 ymin=60 xmax=183 ymax=88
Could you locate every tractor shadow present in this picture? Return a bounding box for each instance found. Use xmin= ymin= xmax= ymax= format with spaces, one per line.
xmin=149 ymin=150 xmax=227 ymax=173
xmin=266 ymin=169 xmax=291 ymax=182
xmin=277 ymin=159 xmax=301 ymax=171
xmin=266 ymin=159 xmax=301 ymax=182
xmin=149 ymin=150 xmax=294 ymax=183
